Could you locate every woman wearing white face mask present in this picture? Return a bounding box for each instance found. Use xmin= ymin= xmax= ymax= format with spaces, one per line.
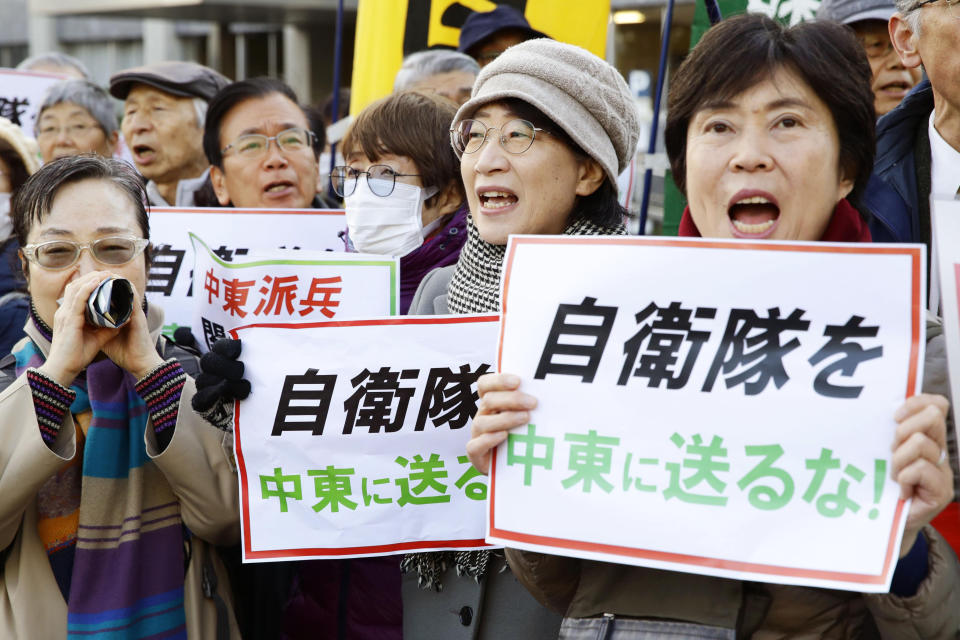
xmin=334 ymin=91 xmax=468 ymax=314
xmin=0 ymin=117 xmax=41 ymax=357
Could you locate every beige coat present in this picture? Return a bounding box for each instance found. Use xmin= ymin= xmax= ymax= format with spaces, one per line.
xmin=0 ymin=313 xmax=241 ymax=639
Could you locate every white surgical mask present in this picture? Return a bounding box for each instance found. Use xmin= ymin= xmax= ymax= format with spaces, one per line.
xmin=345 ymin=178 xmax=439 ymax=257
xmin=0 ymin=193 xmax=11 ymax=239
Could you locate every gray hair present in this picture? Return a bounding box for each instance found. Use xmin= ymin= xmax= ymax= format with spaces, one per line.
xmin=16 ymin=52 xmax=91 ymax=80
xmin=893 ymin=0 xmax=923 ymax=34
xmin=39 ymin=79 xmax=118 ymax=136
xmin=393 ymin=50 xmax=480 ymax=92
xmin=193 ymin=97 xmax=208 ymax=129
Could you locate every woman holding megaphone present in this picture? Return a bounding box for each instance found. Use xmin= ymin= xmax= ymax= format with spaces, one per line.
xmin=0 ymin=154 xmax=241 ymax=639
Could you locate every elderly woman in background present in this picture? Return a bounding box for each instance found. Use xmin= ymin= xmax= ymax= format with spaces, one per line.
xmin=406 ymin=39 xmax=638 ymax=639
xmin=0 ymin=155 xmax=240 ymax=639
xmin=466 ymin=15 xmax=960 ymax=638
xmin=36 ymin=80 xmax=119 ymax=163
xmin=335 ymin=90 xmax=469 ymax=314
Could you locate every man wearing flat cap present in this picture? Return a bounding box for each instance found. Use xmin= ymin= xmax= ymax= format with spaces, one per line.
xmin=817 ymin=0 xmax=921 ymax=117
xmin=110 ymin=61 xmax=230 ymax=206
xmin=859 ymin=0 xmax=960 ymax=313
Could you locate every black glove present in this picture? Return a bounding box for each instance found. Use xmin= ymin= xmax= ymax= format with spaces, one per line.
xmin=192 ymin=338 xmax=252 ymax=413
xmin=172 ymin=327 xmax=201 ymax=354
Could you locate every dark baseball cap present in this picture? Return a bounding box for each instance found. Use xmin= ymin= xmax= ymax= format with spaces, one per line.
xmin=457 ymin=5 xmax=547 ymax=55
xmin=109 ymin=61 xmax=230 ymax=101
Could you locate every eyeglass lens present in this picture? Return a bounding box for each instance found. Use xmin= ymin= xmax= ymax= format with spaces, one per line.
xmin=455 ymin=119 xmax=537 ymax=154
xmin=859 ymin=39 xmax=894 ymax=59
xmin=36 ymin=123 xmax=98 ymax=139
xmin=331 ymin=165 xmax=399 ymax=197
xmin=232 ymin=128 xmax=311 ymax=157
xmin=35 ymin=237 xmax=142 ymax=269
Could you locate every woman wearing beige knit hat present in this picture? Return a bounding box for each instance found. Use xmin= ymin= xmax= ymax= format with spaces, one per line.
xmin=404 ymin=38 xmax=639 ymax=639
xmin=0 ymin=116 xmax=40 ymax=236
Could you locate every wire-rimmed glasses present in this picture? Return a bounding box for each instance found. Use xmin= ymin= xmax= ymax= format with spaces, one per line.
xmin=330 ymin=165 xmax=422 ymax=198
xmin=450 ymin=118 xmax=548 ymax=155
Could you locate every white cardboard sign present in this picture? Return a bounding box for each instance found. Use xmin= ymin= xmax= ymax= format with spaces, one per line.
xmin=933 ymin=200 xmax=960 ymax=456
xmin=489 ymin=235 xmax=925 ymax=593
xmin=190 ymin=233 xmax=398 ymax=350
xmin=145 ymin=207 xmax=347 ymax=335
xmin=231 ymin=316 xmax=499 ymax=562
xmin=0 ymin=68 xmax=68 ymax=137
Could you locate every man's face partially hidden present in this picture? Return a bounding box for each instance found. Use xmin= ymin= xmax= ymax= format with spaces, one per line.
xmin=121 ymin=85 xmax=207 ymax=185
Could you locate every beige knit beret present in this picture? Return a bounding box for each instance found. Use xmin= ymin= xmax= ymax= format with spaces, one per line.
xmin=453 ymin=38 xmax=640 ymax=186
xmin=0 ymin=117 xmax=40 ymax=176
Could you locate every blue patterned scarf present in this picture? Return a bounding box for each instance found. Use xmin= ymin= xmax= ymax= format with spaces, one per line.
xmin=15 ymin=323 xmax=187 ymax=639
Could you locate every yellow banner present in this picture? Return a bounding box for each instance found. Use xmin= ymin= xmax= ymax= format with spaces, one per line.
xmin=350 ymin=0 xmax=610 ymax=114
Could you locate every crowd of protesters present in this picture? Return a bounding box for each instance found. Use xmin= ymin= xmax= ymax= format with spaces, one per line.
xmin=0 ymin=1 xmax=959 ymax=638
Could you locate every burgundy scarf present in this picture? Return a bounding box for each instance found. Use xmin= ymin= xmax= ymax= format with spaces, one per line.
xmin=677 ymin=198 xmax=872 ymax=243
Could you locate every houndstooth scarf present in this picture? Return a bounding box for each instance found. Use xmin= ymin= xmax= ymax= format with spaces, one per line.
xmin=447 ymin=214 xmax=626 ymax=314
xmin=404 ymin=212 xmax=626 ymax=591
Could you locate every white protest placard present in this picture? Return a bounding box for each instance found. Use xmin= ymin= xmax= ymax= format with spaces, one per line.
xmin=489 ymin=235 xmax=925 ymax=593
xmin=231 ymin=316 xmax=499 ymax=561
xmin=0 ymin=68 xmax=68 ymax=137
xmin=190 ymin=233 xmax=398 ymax=350
xmin=146 ymin=207 xmax=347 ymax=335
xmin=934 ymin=200 xmax=960 ymax=448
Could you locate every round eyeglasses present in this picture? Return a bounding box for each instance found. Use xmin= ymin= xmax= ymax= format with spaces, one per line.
xmin=909 ymin=0 xmax=960 ymax=18
xmin=22 ymin=236 xmax=149 ymax=270
xmin=450 ymin=119 xmax=548 ymax=155
xmin=330 ymin=165 xmax=422 ymax=198
xmin=221 ymin=127 xmax=315 ymax=159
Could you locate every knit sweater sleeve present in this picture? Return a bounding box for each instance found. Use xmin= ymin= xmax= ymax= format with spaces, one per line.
xmin=26 ymin=368 xmax=76 ymax=447
xmin=135 ymin=359 xmax=187 ymax=452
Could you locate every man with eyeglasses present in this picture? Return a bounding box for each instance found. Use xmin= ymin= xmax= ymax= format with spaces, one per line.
xmin=110 ymin=62 xmax=230 ymax=207
xmin=861 ymin=0 xmax=960 ymax=311
xmin=202 ymin=77 xmax=334 ymax=209
xmin=817 ymin=0 xmax=922 ymax=116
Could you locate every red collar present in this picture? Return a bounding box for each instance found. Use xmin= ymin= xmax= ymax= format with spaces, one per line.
xmin=678 ymin=199 xmax=872 ymax=243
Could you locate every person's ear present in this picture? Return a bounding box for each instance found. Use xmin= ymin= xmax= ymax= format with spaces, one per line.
xmin=837 ymin=175 xmax=855 ymax=203
xmin=210 ymin=166 xmax=231 ymax=206
xmin=574 ymin=158 xmax=606 ymax=197
xmin=889 ymin=14 xmax=923 ymax=69
xmin=428 ymin=180 xmax=463 ymax=218
xmin=18 ymin=249 xmax=29 ymax=285
xmin=106 ymin=130 xmax=119 ymax=155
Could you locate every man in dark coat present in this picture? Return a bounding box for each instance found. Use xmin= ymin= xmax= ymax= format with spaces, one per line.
xmin=864 ymin=0 xmax=960 ymax=310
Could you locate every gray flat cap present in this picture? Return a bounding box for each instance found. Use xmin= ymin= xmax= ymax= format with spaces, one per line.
xmin=454 ymin=39 xmax=639 ymax=187
xmin=110 ymin=61 xmax=230 ymax=101
xmin=817 ymin=0 xmax=896 ymax=24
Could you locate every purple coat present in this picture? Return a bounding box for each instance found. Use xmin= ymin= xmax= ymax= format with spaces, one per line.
xmin=399 ymin=207 xmax=468 ymax=314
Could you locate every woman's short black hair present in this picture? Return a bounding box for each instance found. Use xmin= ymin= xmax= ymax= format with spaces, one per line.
xmin=502 ymin=98 xmax=626 ymax=229
xmin=665 ymin=14 xmax=875 ymax=208
xmin=13 ymin=154 xmax=148 ymax=251
xmin=203 ymin=77 xmax=321 ymax=168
